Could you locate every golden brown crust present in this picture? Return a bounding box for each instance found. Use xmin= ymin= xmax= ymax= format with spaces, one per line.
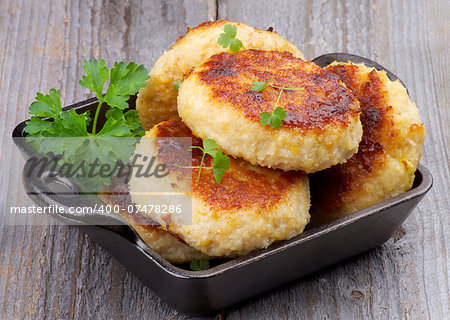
xmin=193 ymin=162 xmax=299 ymax=211
xmin=197 ymin=50 xmax=360 ymax=132
xmin=153 ymin=118 xmax=305 ymax=210
xmin=310 ymin=62 xmax=426 ymax=218
xmin=311 ymin=66 xmax=390 ymax=210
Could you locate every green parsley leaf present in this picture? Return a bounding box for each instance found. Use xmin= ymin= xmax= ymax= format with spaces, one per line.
xmin=229 ymin=38 xmax=244 ymax=54
xmin=66 ymin=136 xmax=136 ymax=190
xmin=176 ymin=138 xmax=230 ymax=184
xmin=78 ymin=59 xmax=149 ymax=133
xmin=28 ymin=89 xmax=62 ymax=118
xmin=212 ymin=150 xmax=230 ymax=184
xmin=103 ymin=62 xmax=150 ymax=110
xmin=193 ymin=138 xmax=223 ymax=181
xmin=59 ymin=109 xmax=90 ymax=136
xmin=123 ymin=110 xmax=145 ymax=137
xmin=272 ymin=106 xmax=287 ymax=118
xmin=260 ymin=106 xmax=287 ymax=129
xmin=217 ymin=24 xmax=244 ymax=53
xmin=251 ymin=81 xmax=269 ymax=92
xmin=96 ymin=114 xmax=130 ymax=137
xmin=259 ymin=111 xmax=273 ymax=126
xmin=103 ymin=85 xmax=129 ymax=110
xmin=79 ymin=59 xmax=109 ymax=100
xmin=97 ymin=109 xmax=144 ymax=137
xmin=253 ymin=81 xmax=296 ymax=129
xmin=190 ymin=259 xmax=210 ymax=271
xmin=24 ymin=117 xmax=53 ymax=135
xmin=224 ymin=24 xmax=237 ymax=38
xmin=202 ymin=139 xmax=221 ymax=157
xmin=26 ymin=89 xmax=91 ymax=138
xmin=172 ymin=80 xmax=182 ymax=90
xmin=105 ymin=62 xmax=149 ymax=107
xmin=251 ymin=79 xmax=305 ymax=93
xmin=25 ymin=59 xmax=150 ymax=192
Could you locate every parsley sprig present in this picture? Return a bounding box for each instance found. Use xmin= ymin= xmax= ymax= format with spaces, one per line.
xmin=177 ymin=139 xmax=230 ymax=184
xmin=79 ymin=59 xmax=149 ymax=134
xmin=217 ymin=24 xmax=244 ymax=53
xmin=251 ymin=79 xmax=305 ymax=93
xmin=25 ymin=89 xmax=91 ymax=137
xmin=26 ymin=59 xmax=149 ymax=138
xmin=24 ymin=59 xmax=149 ymax=190
xmin=251 ymin=79 xmax=304 ymax=129
xmin=190 ymin=259 xmax=210 ymax=271
xmin=172 ymin=80 xmax=182 ymax=91
xmin=259 ymin=88 xmax=288 ymax=129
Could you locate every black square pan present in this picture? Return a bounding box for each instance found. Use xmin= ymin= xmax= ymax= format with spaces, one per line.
xmin=12 ymin=53 xmax=433 ymax=315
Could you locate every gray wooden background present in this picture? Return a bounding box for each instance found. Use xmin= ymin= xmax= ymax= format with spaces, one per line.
xmin=0 ymin=0 xmax=448 ymax=319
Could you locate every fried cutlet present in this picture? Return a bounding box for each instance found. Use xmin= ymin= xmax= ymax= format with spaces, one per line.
xmin=129 ymin=118 xmax=311 ymax=257
xmin=310 ymin=62 xmax=426 ymax=225
xmin=178 ymin=50 xmax=363 ymax=172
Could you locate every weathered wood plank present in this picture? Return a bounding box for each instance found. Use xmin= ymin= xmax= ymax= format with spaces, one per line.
xmin=218 ymin=0 xmax=449 ymax=319
xmin=0 ymin=0 xmax=448 ymax=319
xmin=0 ymin=0 xmax=215 ymax=319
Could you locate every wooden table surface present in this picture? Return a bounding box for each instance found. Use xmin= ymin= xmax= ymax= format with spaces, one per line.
xmin=0 ymin=0 xmax=448 ymax=319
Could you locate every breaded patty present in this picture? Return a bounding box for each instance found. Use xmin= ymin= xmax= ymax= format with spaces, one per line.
xmin=100 ymin=180 xmax=208 ymax=264
xmin=129 ymin=118 xmax=310 ymax=257
xmin=178 ymin=50 xmax=363 ymax=172
xmin=136 ymin=20 xmax=305 ymax=130
xmin=310 ymin=62 xmax=426 ymax=225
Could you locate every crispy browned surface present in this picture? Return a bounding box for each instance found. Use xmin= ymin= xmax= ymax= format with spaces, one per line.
xmin=197 ymin=50 xmax=360 ymax=132
xmin=153 ymin=118 xmax=304 ymax=210
xmin=310 ymin=64 xmax=424 ymax=212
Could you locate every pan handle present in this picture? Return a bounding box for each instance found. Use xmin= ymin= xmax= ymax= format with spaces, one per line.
xmin=22 ymin=156 xmax=126 ymax=226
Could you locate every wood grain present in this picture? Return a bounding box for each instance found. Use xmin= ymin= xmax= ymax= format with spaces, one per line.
xmin=0 ymin=1 xmax=215 ymax=319
xmin=0 ymin=0 xmax=448 ymax=319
